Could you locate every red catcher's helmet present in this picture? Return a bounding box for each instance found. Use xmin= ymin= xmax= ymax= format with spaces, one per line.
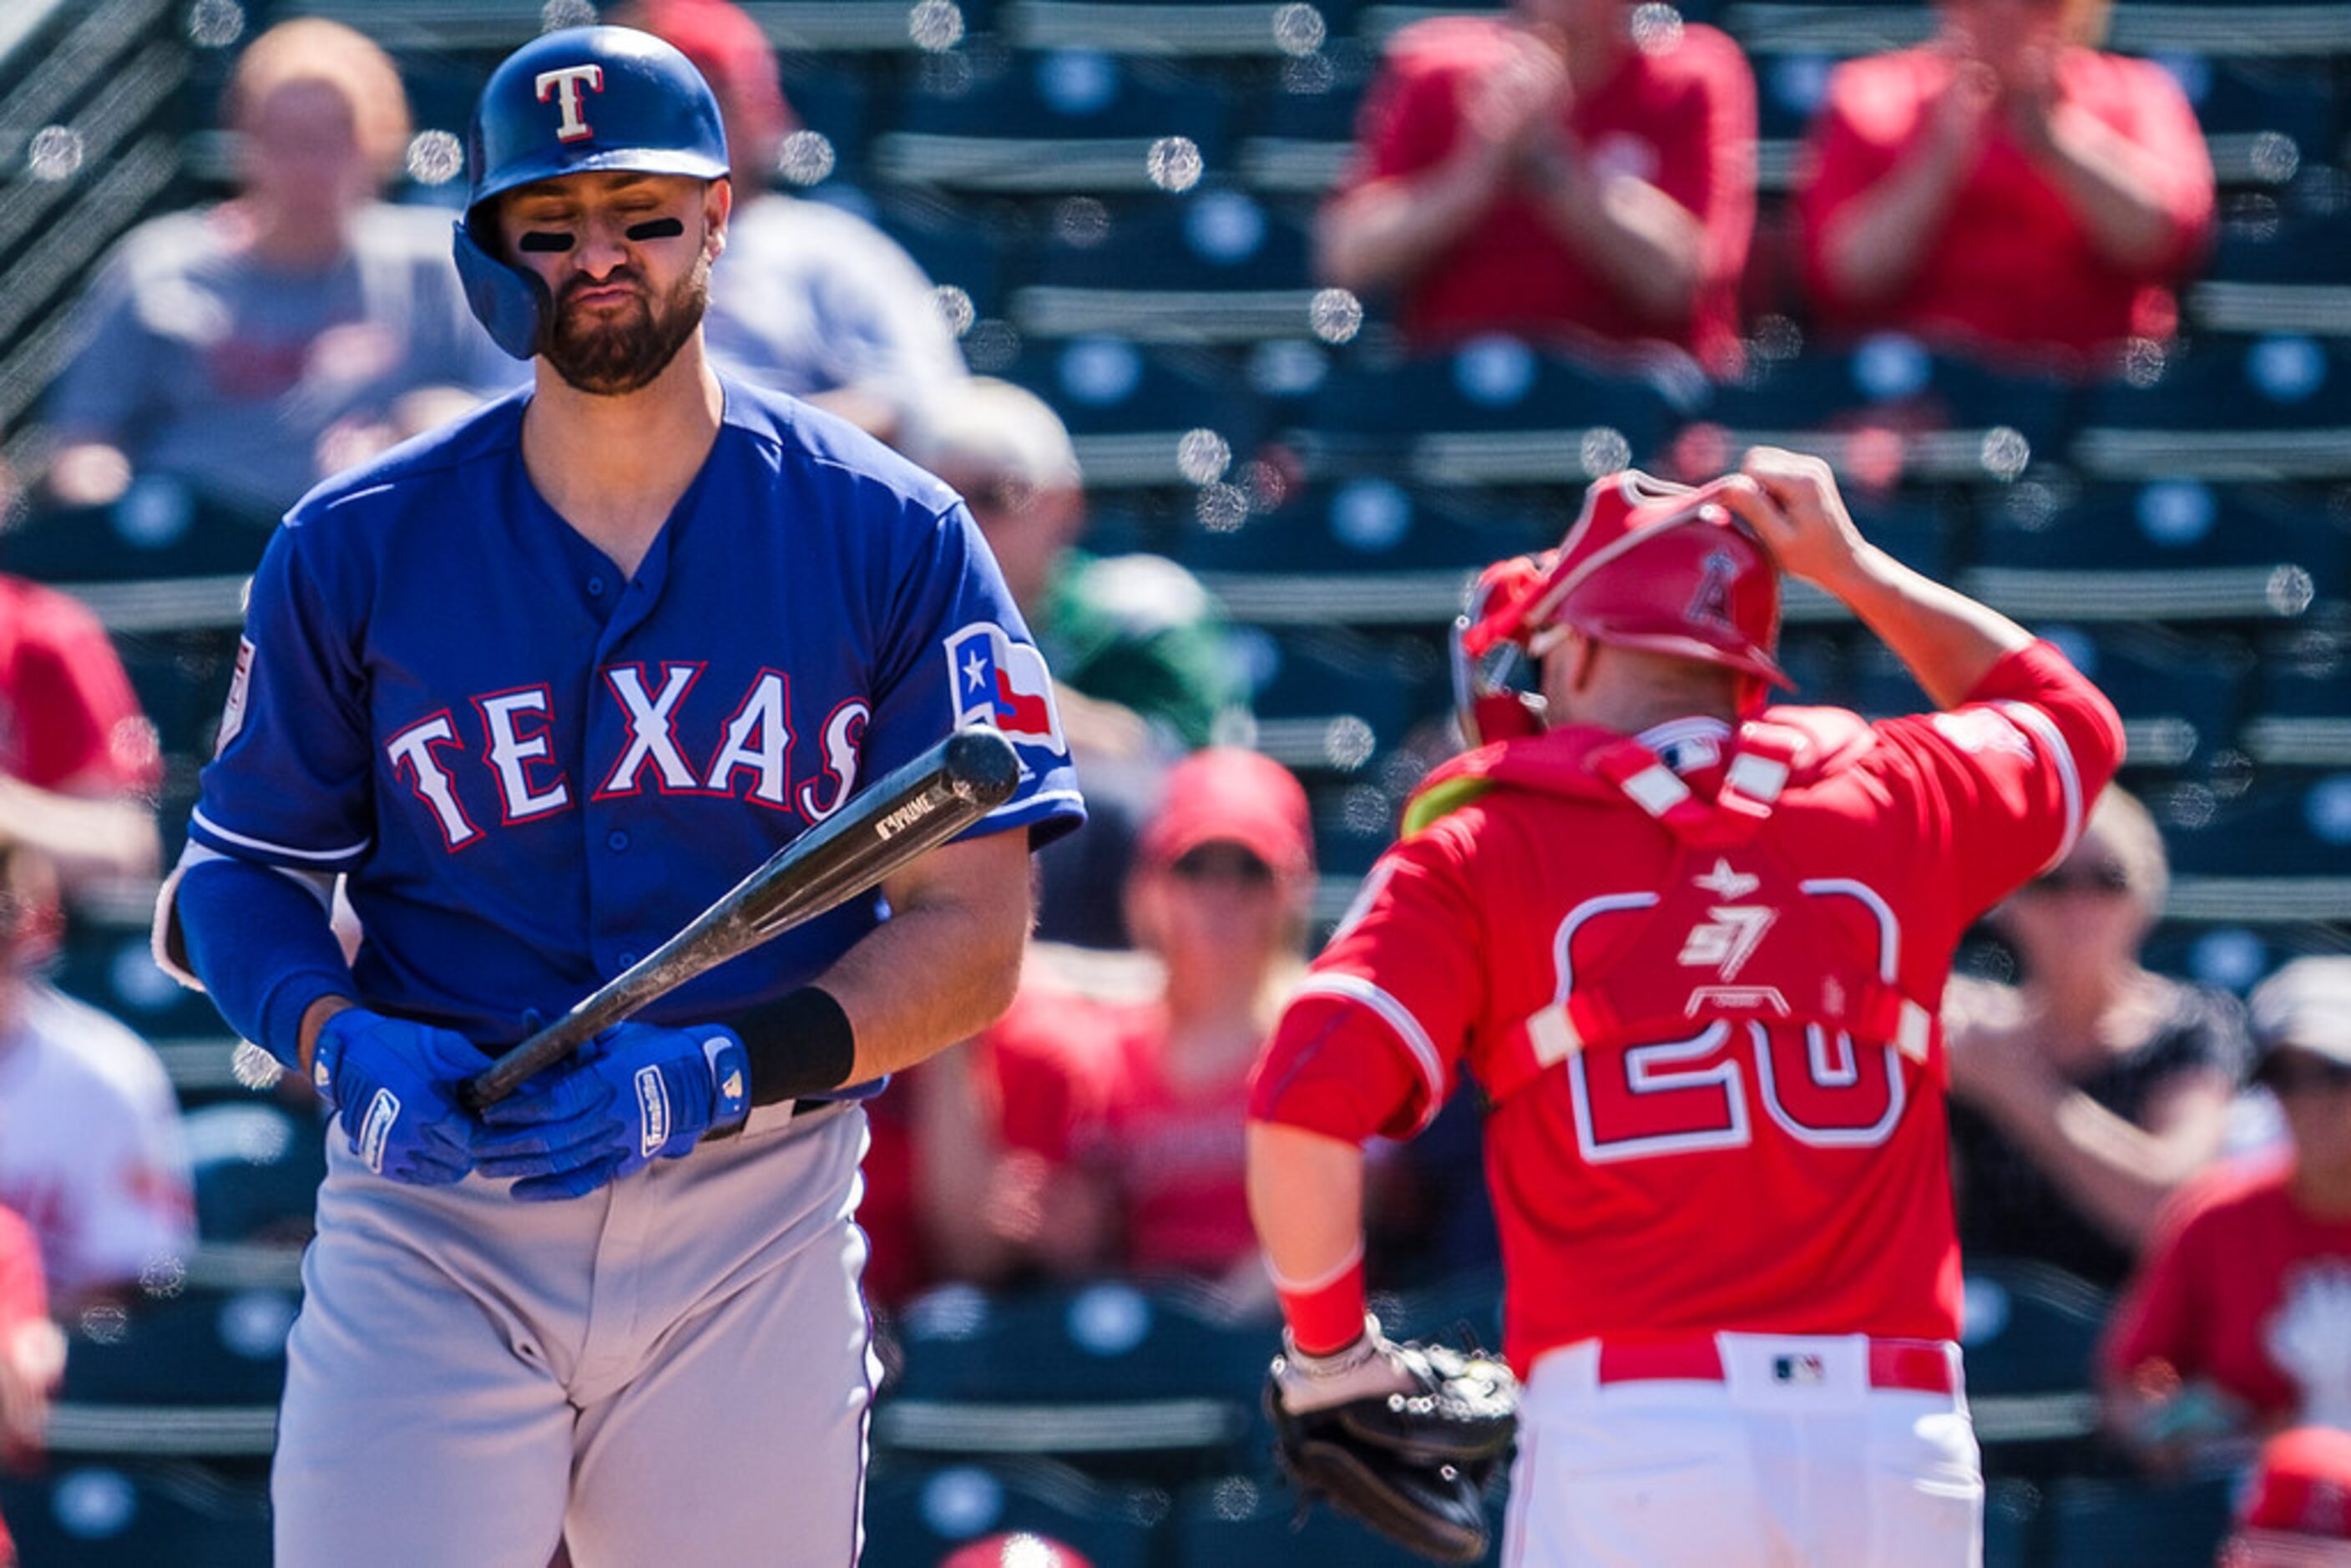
xmin=1462 ymin=470 xmax=1792 ymax=695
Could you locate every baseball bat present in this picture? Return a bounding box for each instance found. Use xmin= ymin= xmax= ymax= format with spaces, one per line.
xmin=459 ymin=726 xmax=1022 ymax=1110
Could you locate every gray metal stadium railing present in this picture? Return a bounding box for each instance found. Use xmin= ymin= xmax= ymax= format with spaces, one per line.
xmin=0 ymin=0 xmax=186 ymax=443
xmin=1721 ymin=1 xmax=2351 ymax=56
xmin=2189 ymin=283 xmax=2351 ymax=340
xmin=289 ymin=0 xmax=960 ymax=52
xmin=1013 ymin=286 xmax=1324 ymax=345
xmin=1005 ymin=0 xmax=1332 ymax=56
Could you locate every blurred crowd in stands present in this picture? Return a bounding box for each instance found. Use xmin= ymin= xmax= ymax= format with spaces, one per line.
xmin=0 ymin=0 xmax=2343 ymax=1561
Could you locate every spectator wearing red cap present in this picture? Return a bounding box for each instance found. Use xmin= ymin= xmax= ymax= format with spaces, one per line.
xmin=2222 ymin=1426 xmax=2351 ymax=1567
xmin=2102 ymin=959 xmax=2351 ymax=1473
xmin=629 ymin=0 xmax=968 ymax=446
xmin=1795 ymin=0 xmax=2212 ymax=365
xmin=1318 ymin=0 xmax=1757 ymax=376
xmin=908 ymin=750 xmax=1316 ymax=1304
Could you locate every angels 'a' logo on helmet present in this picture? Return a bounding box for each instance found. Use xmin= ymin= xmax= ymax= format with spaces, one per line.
xmin=1686 ymin=547 xmax=1741 ymax=631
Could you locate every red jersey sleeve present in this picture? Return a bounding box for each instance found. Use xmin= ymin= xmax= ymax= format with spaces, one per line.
xmin=1343 ymin=21 xmax=1487 ymax=190
xmin=978 ymin=985 xmax=1114 ymax=1162
xmin=2101 ymin=1178 xmax=2215 ymax=1384
xmin=1654 ymin=26 xmax=1758 ymax=289
xmin=2101 ymin=54 xmax=2214 ymax=277
xmin=1863 ymin=639 xmax=2125 ymax=920
xmin=0 ymin=1206 xmax=47 ymax=1333
xmin=1250 ymin=812 xmax=1486 ymax=1142
xmin=12 ymin=584 xmax=160 ymax=796
xmin=1792 ymin=52 xmax=1925 ymax=315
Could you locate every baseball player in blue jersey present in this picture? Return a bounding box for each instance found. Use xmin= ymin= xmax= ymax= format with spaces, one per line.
xmin=151 ymin=27 xmax=1081 ymax=1565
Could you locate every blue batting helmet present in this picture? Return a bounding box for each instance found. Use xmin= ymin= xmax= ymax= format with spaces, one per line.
xmin=453 ymin=25 xmax=729 ymax=359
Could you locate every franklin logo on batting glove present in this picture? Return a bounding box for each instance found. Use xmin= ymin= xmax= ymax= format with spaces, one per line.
xmin=358 ymin=1090 xmax=401 ymax=1176
xmin=635 ymin=1065 xmax=670 ymax=1159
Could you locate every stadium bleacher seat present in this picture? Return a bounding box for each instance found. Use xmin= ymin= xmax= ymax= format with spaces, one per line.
xmin=1965 ymin=477 xmax=2348 ymax=629
xmin=114 ymin=625 xmax=241 ymax=760
xmin=1015 ymin=188 xmax=1318 ymax=343
xmin=876 ymin=49 xmax=1234 ymax=194
xmin=1227 ymin=621 xmax=1447 ymax=774
xmin=776 ymin=59 xmax=877 ymax=180
xmin=1956 ymin=1260 xmax=2113 ymax=1480
xmin=869 ymin=190 xmax=1021 ymax=321
xmin=2025 ymin=623 xmax=2250 ymax=771
xmin=861 ymin=1458 xmax=1162 ymax=1567
xmin=1957 ymin=1258 xmax=2111 ymax=1403
xmin=2072 ymin=334 xmax=2351 ymax=483
xmin=1302 ymin=337 xmax=1683 ymax=493
xmin=1689 ymin=339 xmax=2068 ymax=487
xmin=59 ymin=1282 xmax=296 ymax=1408
xmin=2207 ymin=204 xmax=2351 ymax=289
xmin=0 ymin=1462 xmax=271 ymax=1568
xmin=2241 ymin=621 xmax=2351 ymax=769
xmin=0 ymin=493 xmax=273 ymax=584
xmin=1004 ymin=0 xmax=1363 ymax=58
xmin=2194 ymin=204 xmax=2351 ymax=339
xmin=1752 ymin=48 xmax=1837 ymax=143
xmin=51 ymin=913 xmax=235 ymax=1042
xmin=2156 ymin=765 xmax=2351 ymax=879
xmin=1178 ymin=476 xmax=1545 ymax=575
xmin=999 ymin=336 xmax=1268 ymax=489
xmin=754 ymin=0 xmax=1005 ymax=54
xmin=1170 ymin=1469 xmax=1497 ymax=1567
xmin=1236 ymin=58 xmax=1363 ymax=195
xmin=184 ymin=1100 xmax=327 ymax=1247
xmin=2040 ymin=1473 xmax=2240 ymax=1568
xmin=879 ymin=1281 xmax=1269 ymax=1478
xmin=1984 ymin=1476 xmax=2040 ymax=1568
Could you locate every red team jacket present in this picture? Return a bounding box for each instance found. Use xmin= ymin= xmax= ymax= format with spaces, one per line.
xmin=1252 ymin=641 xmax=2122 ymax=1371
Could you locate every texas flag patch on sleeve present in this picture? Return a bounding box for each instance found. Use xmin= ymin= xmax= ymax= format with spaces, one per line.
xmin=944 ymin=622 xmax=1067 ymax=756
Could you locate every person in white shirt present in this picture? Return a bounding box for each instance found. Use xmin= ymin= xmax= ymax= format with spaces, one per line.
xmin=0 ymin=912 xmax=195 ymax=1313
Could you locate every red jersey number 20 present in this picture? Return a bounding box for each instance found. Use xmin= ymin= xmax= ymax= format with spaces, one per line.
xmin=1569 ymin=1021 xmax=1907 ymax=1162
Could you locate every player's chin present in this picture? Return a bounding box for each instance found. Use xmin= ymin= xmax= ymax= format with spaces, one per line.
xmin=547 ymin=304 xmax=699 ymax=396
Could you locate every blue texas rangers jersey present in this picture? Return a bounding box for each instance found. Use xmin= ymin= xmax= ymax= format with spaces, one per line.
xmin=187 ymin=377 xmax=1084 ymax=1046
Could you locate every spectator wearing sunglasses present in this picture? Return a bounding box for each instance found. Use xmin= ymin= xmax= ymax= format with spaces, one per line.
xmin=1943 ymin=785 xmax=2249 ymax=1289
xmin=1793 ymin=0 xmax=2212 ymax=367
xmin=2101 ymin=959 xmax=2351 ymax=1472
xmin=908 ymin=749 xmax=1315 ymax=1306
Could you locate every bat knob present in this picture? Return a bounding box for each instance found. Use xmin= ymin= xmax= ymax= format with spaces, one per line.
xmin=944 ymin=726 xmax=1022 ymax=808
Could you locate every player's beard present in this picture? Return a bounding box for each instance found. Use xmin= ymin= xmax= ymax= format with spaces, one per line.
xmin=543 ymin=255 xmax=710 ymax=397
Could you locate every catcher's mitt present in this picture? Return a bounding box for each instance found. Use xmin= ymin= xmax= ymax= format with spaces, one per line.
xmin=1267 ymin=1324 xmax=1520 ymax=1564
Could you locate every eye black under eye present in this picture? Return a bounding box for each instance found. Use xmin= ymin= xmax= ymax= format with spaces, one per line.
xmin=624 ymin=217 xmax=685 ymax=241
xmin=518 ymin=230 xmax=574 ymax=253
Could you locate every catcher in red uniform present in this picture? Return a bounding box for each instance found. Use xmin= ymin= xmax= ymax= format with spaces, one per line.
xmin=1248 ymin=448 xmax=2124 ymax=1565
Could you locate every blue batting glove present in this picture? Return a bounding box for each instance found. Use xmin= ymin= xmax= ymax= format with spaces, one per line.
xmin=310 ymin=1009 xmax=490 ymax=1187
xmin=474 ymin=1022 xmax=750 ymax=1201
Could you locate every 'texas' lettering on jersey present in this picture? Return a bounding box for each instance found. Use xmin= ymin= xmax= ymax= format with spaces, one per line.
xmin=382 ymin=662 xmax=870 ymax=851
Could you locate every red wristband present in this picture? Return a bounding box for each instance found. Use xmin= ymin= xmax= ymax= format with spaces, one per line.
xmin=1272 ymin=1249 xmax=1369 ymax=1358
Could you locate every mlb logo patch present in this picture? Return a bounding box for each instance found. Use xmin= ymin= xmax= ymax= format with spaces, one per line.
xmin=1772 ymin=1353 xmax=1827 ymax=1387
xmin=944 ymin=623 xmax=1066 ymax=756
